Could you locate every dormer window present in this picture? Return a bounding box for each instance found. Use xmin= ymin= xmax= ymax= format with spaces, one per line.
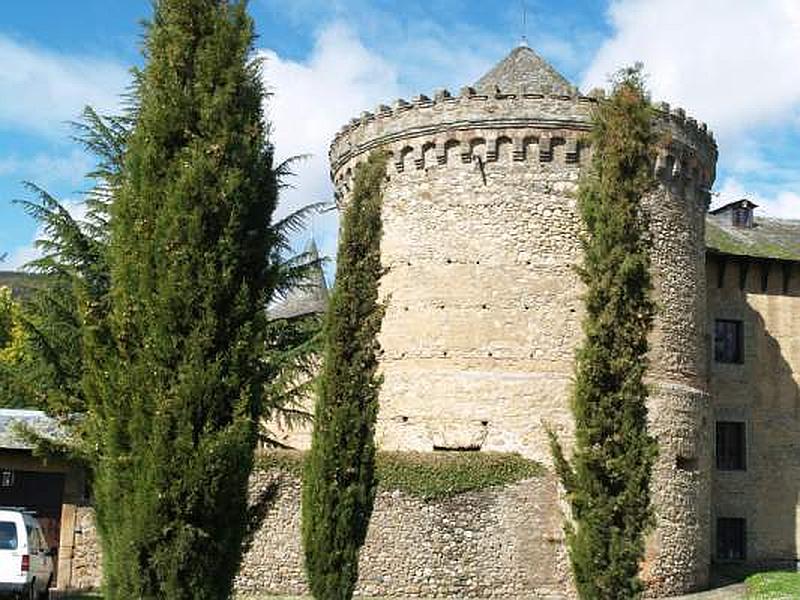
xmin=732 ymin=204 xmax=753 ymax=228
xmin=709 ymin=199 xmax=757 ymax=229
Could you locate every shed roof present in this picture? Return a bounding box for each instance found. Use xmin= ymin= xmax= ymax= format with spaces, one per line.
xmin=709 ymin=199 xmax=758 ymax=215
xmin=0 ymin=410 xmax=64 ymax=451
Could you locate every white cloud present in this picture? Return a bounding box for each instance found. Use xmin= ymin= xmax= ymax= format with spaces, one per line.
xmin=0 ymin=149 xmax=92 ymax=187
xmin=5 ymin=198 xmax=89 ymax=270
xmin=0 ymin=35 xmax=129 ymax=137
xmin=584 ymin=0 xmax=800 ymax=220
xmin=582 ymin=0 xmax=800 ymax=137
xmin=258 ymin=23 xmax=403 ymax=262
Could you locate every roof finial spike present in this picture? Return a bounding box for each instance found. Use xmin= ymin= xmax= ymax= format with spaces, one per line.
xmin=520 ymin=0 xmax=530 ymax=47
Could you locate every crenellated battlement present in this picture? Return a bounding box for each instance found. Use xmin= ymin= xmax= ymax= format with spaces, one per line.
xmin=330 ymin=86 xmax=717 ymax=190
xmin=329 ymin=85 xmax=718 ymax=200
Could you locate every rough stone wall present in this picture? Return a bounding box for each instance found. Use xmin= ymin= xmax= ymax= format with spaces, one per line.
xmin=235 ymin=469 xmax=571 ymax=599
xmin=639 ymin=167 xmax=714 ymax=594
xmin=329 ymin=89 xmax=717 ymax=596
xmin=69 ymin=505 xmax=102 ymax=590
xmin=62 ymin=469 xmax=571 ymax=598
xmin=707 ymin=256 xmax=800 ymax=567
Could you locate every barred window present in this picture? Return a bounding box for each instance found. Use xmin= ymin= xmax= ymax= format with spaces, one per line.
xmin=717 ymin=517 xmax=746 ymax=561
xmin=716 ymin=421 xmax=746 ymax=471
xmin=715 ymin=319 xmax=744 ymax=364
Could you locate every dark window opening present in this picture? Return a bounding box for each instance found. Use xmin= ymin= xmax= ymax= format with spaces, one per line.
xmin=732 ymin=207 xmax=753 ymax=228
xmin=714 ymin=319 xmax=744 ymax=364
xmin=676 ymin=455 xmax=698 ymax=471
xmin=716 ymin=421 xmax=746 ymax=470
xmin=717 ymin=517 xmax=746 ymax=561
xmin=433 ymin=445 xmax=481 ymax=452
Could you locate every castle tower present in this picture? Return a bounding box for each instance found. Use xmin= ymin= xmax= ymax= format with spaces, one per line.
xmin=329 ymin=46 xmax=717 ymax=596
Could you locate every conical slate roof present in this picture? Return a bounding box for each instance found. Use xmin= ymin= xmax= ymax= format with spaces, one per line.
xmin=268 ymin=239 xmax=329 ymax=320
xmin=474 ymin=45 xmax=577 ymax=96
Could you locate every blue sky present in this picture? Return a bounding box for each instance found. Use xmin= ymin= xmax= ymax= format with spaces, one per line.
xmin=1 ymin=0 xmax=798 ymax=270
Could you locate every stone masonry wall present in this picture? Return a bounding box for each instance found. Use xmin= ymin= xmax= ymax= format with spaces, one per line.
xmin=707 ymin=256 xmax=800 ymax=568
xmin=235 ymin=468 xmax=571 ymax=599
xmin=328 ymin=87 xmax=717 ymax=596
xmin=69 ymin=505 xmax=102 ymax=590
xmin=61 ymin=467 xmax=572 ymax=599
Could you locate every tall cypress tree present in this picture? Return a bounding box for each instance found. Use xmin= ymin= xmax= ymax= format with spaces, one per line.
xmin=302 ymin=152 xmax=386 ymax=600
xmin=549 ymin=66 xmax=659 ymax=599
xmin=85 ymin=2 xmax=278 ymax=598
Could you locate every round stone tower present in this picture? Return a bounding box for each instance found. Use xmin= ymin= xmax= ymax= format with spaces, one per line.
xmin=329 ymin=46 xmax=717 ymax=596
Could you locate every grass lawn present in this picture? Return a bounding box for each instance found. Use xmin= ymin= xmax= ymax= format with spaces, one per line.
xmin=746 ymin=571 xmax=800 ymax=599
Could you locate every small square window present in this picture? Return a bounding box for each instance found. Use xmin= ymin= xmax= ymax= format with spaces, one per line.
xmin=717 ymin=517 xmax=746 ymax=561
xmin=714 ymin=319 xmax=744 ymax=364
xmin=716 ymin=422 xmax=746 ymax=470
xmin=0 ymin=470 xmax=13 ymax=488
xmin=732 ymin=207 xmax=752 ymax=228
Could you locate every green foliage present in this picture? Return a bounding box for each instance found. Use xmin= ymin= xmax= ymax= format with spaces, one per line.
xmin=746 ymin=571 xmax=800 ymax=599
xmin=0 ymin=287 xmax=30 ymax=408
xmin=302 ymin=152 xmax=387 ymax=600
xmin=259 ymin=451 xmax=543 ymax=499
xmin=548 ymin=65 xmax=659 ymax=600
xmin=0 ymin=287 xmax=15 ymax=351
xmin=4 ymin=181 xmax=111 ymax=424
xmin=84 ymin=1 xmax=278 ymax=598
xmin=375 ymin=451 xmax=543 ymax=499
xmin=7 ymin=117 xmax=323 ymax=445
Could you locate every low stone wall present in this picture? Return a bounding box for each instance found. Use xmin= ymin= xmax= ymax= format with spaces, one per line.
xmin=235 ymin=468 xmax=570 ymax=599
xmin=61 ymin=465 xmax=570 ymax=599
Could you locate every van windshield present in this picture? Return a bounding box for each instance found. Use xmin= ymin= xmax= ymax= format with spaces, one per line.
xmin=0 ymin=522 xmax=17 ymax=550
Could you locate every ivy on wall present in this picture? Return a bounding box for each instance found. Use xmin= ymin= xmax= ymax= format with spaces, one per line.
xmin=259 ymin=450 xmax=543 ymax=500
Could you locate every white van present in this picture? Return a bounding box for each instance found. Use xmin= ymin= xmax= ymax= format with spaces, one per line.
xmin=0 ymin=508 xmax=53 ymax=599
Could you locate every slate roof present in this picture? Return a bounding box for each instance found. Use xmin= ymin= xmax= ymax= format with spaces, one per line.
xmin=706 ymin=214 xmax=800 ymax=262
xmin=0 ymin=410 xmax=64 ymax=451
xmin=268 ymin=240 xmax=329 ymax=320
xmin=474 ymin=45 xmax=577 ymax=96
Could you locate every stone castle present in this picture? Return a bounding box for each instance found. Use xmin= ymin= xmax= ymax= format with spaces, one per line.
xmin=307 ymin=45 xmax=799 ymax=597
xmin=3 ymin=45 xmax=798 ymax=599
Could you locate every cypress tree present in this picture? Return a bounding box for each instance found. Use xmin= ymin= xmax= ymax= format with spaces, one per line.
xmin=86 ymin=2 xmax=278 ymax=598
xmin=549 ymin=66 xmax=659 ymax=599
xmin=302 ymin=152 xmax=387 ymax=600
